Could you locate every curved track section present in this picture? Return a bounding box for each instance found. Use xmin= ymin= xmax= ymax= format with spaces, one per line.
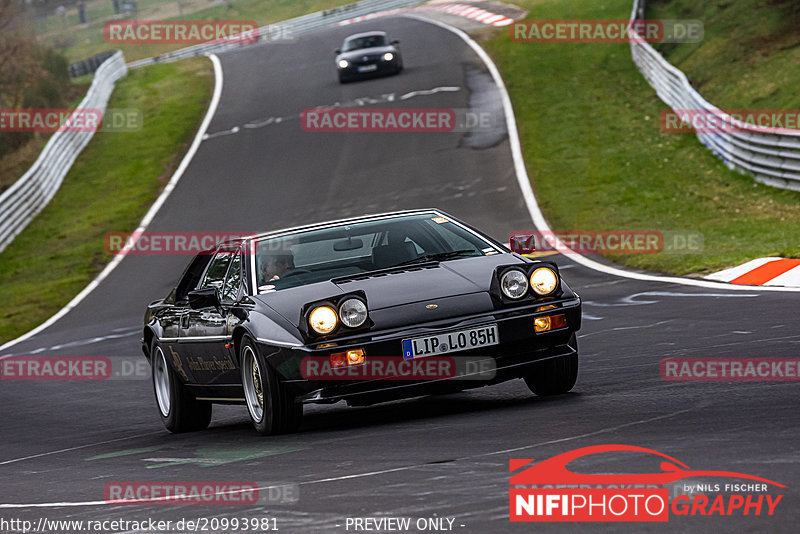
xmin=1 ymin=16 xmax=798 ymax=533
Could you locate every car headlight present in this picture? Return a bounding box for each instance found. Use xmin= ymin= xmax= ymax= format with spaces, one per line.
xmin=500 ymin=269 xmax=528 ymax=299
xmin=530 ymin=267 xmax=558 ymax=295
xmin=338 ymin=59 xmax=349 ymax=69
xmin=383 ymin=52 xmax=394 ymax=61
xmin=309 ymin=306 xmax=338 ymax=334
xmin=339 ymin=298 xmax=368 ymax=328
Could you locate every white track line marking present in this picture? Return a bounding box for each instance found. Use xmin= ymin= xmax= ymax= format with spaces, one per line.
xmin=0 ymin=409 xmax=692 ymax=508
xmin=0 ymin=432 xmax=163 ymax=467
xmin=582 ymin=291 xmax=759 ymax=308
xmin=399 ymin=86 xmax=460 ymax=99
xmin=0 ymin=54 xmax=225 ymax=355
xmin=202 ymin=86 xmax=462 ymax=139
xmin=401 ymin=14 xmax=800 ymax=293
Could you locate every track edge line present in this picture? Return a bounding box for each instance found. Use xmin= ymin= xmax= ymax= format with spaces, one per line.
xmin=400 ymin=13 xmax=800 ymax=293
xmin=0 ymin=54 xmax=226 ymax=355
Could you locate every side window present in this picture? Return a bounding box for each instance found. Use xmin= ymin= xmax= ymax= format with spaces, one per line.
xmin=423 ymin=220 xmax=484 ymax=253
xmin=221 ymin=250 xmax=242 ymax=302
xmin=200 ymin=251 xmax=233 ymax=292
xmin=175 ymin=253 xmax=213 ymax=301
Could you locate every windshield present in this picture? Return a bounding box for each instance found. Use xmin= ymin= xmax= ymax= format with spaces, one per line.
xmin=253 ymin=213 xmax=498 ymax=292
xmin=342 ymin=34 xmax=388 ymax=51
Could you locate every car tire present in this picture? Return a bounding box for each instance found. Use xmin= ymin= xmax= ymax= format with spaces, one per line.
xmin=150 ymin=340 xmax=212 ymax=433
xmin=338 ymin=73 xmax=348 ymax=84
xmin=240 ymin=335 xmax=302 ymax=435
xmin=523 ymin=336 xmax=579 ymax=396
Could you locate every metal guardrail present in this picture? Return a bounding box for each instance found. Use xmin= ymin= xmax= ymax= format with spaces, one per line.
xmin=126 ymin=0 xmax=422 ymax=69
xmin=1 ymin=0 xmax=419 ymax=254
xmin=629 ymin=0 xmax=800 ymax=191
xmin=0 ymin=51 xmax=128 ymax=253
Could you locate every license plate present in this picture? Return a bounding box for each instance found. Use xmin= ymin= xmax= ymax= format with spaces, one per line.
xmin=357 ymin=64 xmax=378 ymax=73
xmin=402 ymin=325 xmax=499 ymax=360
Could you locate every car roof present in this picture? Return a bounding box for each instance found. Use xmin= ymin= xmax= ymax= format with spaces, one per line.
xmin=250 ymin=209 xmax=447 ymax=242
xmin=344 ymin=31 xmax=388 ymax=41
xmin=211 ymin=209 xmax=450 ymax=249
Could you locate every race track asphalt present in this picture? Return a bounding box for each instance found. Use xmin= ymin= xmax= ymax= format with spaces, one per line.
xmin=1 ymin=16 xmax=797 ymax=534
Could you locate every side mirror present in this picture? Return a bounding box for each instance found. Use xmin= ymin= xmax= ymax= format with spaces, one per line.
xmin=188 ymin=287 xmax=221 ymax=310
xmin=335 ymin=48 xmax=341 ymax=54
xmin=391 ymin=40 xmax=399 ymax=45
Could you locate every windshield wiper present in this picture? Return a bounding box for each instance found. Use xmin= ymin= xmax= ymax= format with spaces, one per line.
xmin=394 ymin=249 xmax=480 ymax=267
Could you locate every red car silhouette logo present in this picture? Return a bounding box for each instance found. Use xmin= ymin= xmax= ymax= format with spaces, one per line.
xmin=510 ymin=444 xmax=785 ymax=487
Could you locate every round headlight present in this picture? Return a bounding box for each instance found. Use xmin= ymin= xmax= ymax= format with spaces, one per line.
xmin=338 ymin=59 xmax=349 ymax=69
xmin=383 ymin=52 xmax=394 ymax=61
xmin=339 ymin=298 xmax=368 ymax=328
xmin=309 ymin=306 xmax=338 ymax=334
xmin=500 ymin=269 xmax=528 ymax=299
xmin=530 ymin=267 xmax=558 ymax=295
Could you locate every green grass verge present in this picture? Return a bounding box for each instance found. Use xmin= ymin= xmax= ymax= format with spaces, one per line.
xmin=0 ymin=58 xmax=212 ymax=345
xmin=483 ymin=0 xmax=800 ymax=275
xmin=49 ymin=0 xmax=363 ymax=62
xmin=649 ymin=0 xmax=800 ymax=110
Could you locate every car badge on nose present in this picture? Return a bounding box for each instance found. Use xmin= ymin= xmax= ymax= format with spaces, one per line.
xmin=426 ymin=304 xmax=438 ymax=310
xmin=363 ymin=56 xmax=368 ymax=61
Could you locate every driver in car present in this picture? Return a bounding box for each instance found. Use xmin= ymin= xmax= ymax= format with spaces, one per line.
xmin=260 ymin=252 xmax=295 ymax=283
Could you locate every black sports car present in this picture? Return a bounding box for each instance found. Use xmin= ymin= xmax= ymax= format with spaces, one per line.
xmin=335 ymin=30 xmax=403 ymax=83
xmin=142 ymin=210 xmax=582 ymax=435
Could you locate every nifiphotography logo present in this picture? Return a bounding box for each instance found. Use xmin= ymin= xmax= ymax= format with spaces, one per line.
xmin=509 ymin=444 xmax=785 ymax=522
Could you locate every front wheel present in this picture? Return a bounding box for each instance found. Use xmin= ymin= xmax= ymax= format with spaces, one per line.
xmin=151 ymin=341 xmax=212 ymax=432
xmin=523 ymin=336 xmax=579 ymax=396
xmin=240 ymin=336 xmax=302 ymax=435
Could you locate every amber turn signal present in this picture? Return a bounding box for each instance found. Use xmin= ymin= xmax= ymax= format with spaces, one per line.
xmin=330 ymin=348 xmax=366 ymax=367
xmin=534 ymin=313 xmax=567 ymax=333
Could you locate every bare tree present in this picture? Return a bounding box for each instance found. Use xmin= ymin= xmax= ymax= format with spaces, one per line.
xmin=0 ymin=0 xmax=48 ymax=110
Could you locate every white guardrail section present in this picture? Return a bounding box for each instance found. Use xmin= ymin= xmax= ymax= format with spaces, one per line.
xmin=0 ymin=51 xmax=128 ymax=253
xmin=629 ymin=0 xmax=800 ymax=191
xmin=0 ymin=0 xmax=419 ymax=253
xmin=127 ymin=0 xmax=423 ymax=69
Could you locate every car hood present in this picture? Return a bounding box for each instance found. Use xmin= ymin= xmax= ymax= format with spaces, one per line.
xmin=254 ymin=253 xmax=521 ymax=328
xmin=336 ymin=45 xmax=397 ymax=61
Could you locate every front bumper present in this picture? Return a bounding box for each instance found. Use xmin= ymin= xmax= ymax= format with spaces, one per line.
xmin=338 ymin=58 xmax=400 ymax=78
xmin=265 ymin=296 xmax=581 ymax=405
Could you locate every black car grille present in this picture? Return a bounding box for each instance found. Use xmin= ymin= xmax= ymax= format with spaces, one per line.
xmin=351 ymin=54 xmax=383 ymax=65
